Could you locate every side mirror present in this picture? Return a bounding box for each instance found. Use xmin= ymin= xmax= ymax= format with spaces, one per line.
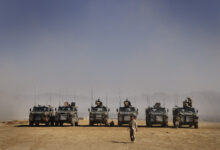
xmin=88 ymin=108 xmax=90 ymax=112
xmin=116 ymin=108 xmax=118 ymax=112
xmin=29 ymin=108 xmax=31 ymax=112
xmin=108 ymin=108 xmax=110 ymax=112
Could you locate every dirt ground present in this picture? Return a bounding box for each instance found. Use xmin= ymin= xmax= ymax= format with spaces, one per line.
xmin=0 ymin=120 xmax=219 ymax=150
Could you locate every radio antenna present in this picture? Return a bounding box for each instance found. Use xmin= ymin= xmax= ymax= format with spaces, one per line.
xmin=34 ymin=87 xmax=36 ymax=106
xmin=134 ymin=96 xmax=136 ymax=107
xmin=118 ymin=88 xmax=121 ymax=107
xmin=91 ymin=88 xmax=94 ymax=107
xmin=106 ymin=93 xmax=108 ymax=108
xmin=163 ymin=98 xmax=165 ymax=107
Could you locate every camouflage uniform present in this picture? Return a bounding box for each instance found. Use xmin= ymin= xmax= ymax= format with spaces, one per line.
xmin=129 ymin=119 xmax=137 ymax=142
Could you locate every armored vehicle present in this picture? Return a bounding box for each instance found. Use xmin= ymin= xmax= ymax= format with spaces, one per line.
xmin=172 ymin=97 xmax=199 ymax=128
xmin=117 ymin=99 xmax=138 ymax=126
xmin=55 ymin=102 xmax=79 ymax=126
xmin=88 ymin=99 xmax=110 ymax=126
xmin=145 ymin=102 xmax=168 ymax=127
xmin=29 ymin=105 xmax=54 ymax=126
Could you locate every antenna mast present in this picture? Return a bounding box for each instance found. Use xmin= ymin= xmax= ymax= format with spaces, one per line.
xmin=91 ymin=88 xmax=94 ymax=107
xmin=34 ymin=87 xmax=36 ymax=106
xmin=49 ymin=94 xmax=52 ymax=106
xmin=118 ymin=88 xmax=121 ymax=107
xmin=106 ymin=93 xmax=108 ymax=108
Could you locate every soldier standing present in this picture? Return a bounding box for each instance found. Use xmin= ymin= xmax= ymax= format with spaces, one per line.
xmin=129 ymin=116 xmax=138 ymax=142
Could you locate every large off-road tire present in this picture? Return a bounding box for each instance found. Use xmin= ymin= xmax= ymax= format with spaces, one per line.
xmin=194 ymin=122 xmax=198 ymax=129
xmin=104 ymin=120 xmax=109 ymax=126
xmin=50 ymin=121 xmax=54 ymax=126
xmin=162 ymin=122 xmax=167 ymax=127
xmin=110 ymin=121 xmax=114 ymax=127
xmin=118 ymin=121 xmax=121 ymax=127
xmin=178 ymin=122 xmax=182 ymax=128
xmin=89 ymin=121 xmax=93 ymax=126
xmin=29 ymin=121 xmax=33 ymax=126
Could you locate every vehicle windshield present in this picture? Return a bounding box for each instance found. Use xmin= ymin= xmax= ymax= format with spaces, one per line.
xmin=150 ymin=108 xmax=165 ymax=113
xmin=178 ymin=108 xmax=195 ymax=112
xmin=58 ymin=106 xmax=76 ymax=111
xmin=119 ymin=107 xmax=135 ymax=112
xmin=33 ymin=106 xmax=49 ymax=112
xmin=91 ymin=107 xmax=107 ymax=112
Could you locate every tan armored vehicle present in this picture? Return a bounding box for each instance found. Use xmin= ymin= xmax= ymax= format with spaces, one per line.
xmin=145 ymin=102 xmax=168 ymax=127
xmin=117 ymin=99 xmax=138 ymax=126
xmin=173 ymin=97 xmax=199 ymax=128
xmin=88 ymin=99 xmax=110 ymax=126
xmin=55 ymin=102 xmax=79 ymax=126
xmin=29 ymin=105 xmax=54 ymax=126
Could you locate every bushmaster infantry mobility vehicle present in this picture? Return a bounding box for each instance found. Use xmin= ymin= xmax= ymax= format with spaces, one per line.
xmin=172 ymin=97 xmax=199 ymax=128
xmin=117 ymin=99 xmax=138 ymax=126
xmin=145 ymin=102 xmax=168 ymax=127
xmin=88 ymin=99 xmax=110 ymax=126
xmin=29 ymin=105 xmax=54 ymax=126
xmin=55 ymin=102 xmax=79 ymax=126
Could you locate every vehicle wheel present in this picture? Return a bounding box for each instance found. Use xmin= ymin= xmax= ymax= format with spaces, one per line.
xmin=178 ymin=122 xmax=182 ymax=128
xmin=75 ymin=122 xmax=78 ymax=126
xmin=118 ymin=121 xmax=121 ymax=127
xmin=55 ymin=122 xmax=58 ymax=126
xmin=50 ymin=121 xmax=54 ymax=126
xmin=45 ymin=122 xmax=49 ymax=126
xmin=89 ymin=121 xmax=93 ymax=126
xmin=194 ymin=122 xmax=198 ymax=129
xmin=162 ymin=123 xmax=166 ymax=127
xmin=110 ymin=121 xmax=114 ymax=127
xmin=35 ymin=123 xmax=39 ymax=126
xmin=104 ymin=120 xmax=109 ymax=126
xmin=60 ymin=122 xmax=63 ymax=126
xmin=29 ymin=121 xmax=33 ymax=126
xmin=189 ymin=124 xmax=193 ymax=128
xmin=148 ymin=122 xmax=152 ymax=127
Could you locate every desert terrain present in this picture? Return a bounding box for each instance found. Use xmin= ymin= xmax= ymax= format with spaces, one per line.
xmin=0 ymin=120 xmax=219 ymax=150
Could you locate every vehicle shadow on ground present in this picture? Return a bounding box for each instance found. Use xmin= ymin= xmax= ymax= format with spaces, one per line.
xmin=77 ymin=125 xmax=116 ymax=127
xmin=15 ymin=125 xmax=76 ymax=127
xmin=110 ymin=140 xmax=131 ymax=144
xmin=14 ymin=124 xmax=195 ymax=129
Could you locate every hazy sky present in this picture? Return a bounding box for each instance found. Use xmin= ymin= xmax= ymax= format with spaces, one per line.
xmin=0 ymin=0 xmax=220 ymax=120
